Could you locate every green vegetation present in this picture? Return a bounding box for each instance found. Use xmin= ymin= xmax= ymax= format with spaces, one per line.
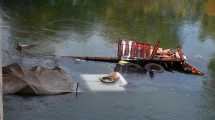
xmin=1 ymin=0 xmax=208 ymax=45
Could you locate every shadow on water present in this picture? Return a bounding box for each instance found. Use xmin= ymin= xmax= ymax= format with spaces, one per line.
xmin=1 ymin=0 xmax=215 ymax=120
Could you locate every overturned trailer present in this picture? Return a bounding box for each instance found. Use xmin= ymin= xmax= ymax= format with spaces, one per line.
xmin=70 ymin=40 xmax=204 ymax=75
xmin=117 ymin=40 xmax=204 ymax=75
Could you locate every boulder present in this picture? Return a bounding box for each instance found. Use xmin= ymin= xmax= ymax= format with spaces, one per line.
xmin=3 ymin=63 xmax=76 ymax=95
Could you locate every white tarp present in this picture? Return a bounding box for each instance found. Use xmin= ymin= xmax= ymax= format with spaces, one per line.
xmin=80 ymin=74 xmax=126 ymax=92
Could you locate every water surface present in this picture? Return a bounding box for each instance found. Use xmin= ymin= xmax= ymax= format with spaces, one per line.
xmin=1 ymin=0 xmax=215 ymax=120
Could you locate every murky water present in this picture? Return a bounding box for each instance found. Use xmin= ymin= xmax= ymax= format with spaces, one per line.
xmin=1 ymin=0 xmax=215 ymax=120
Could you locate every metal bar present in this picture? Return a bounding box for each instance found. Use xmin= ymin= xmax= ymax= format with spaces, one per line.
xmin=63 ymin=56 xmax=120 ymax=63
xmin=177 ymin=47 xmax=185 ymax=62
xmin=150 ymin=41 xmax=160 ymax=59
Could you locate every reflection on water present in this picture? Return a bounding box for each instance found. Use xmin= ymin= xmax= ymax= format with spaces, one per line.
xmin=1 ymin=0 xmax=215 ymax=120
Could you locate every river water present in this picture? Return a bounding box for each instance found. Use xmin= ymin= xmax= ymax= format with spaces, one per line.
xmin=1 ymin=0 xmax=215 ymax=120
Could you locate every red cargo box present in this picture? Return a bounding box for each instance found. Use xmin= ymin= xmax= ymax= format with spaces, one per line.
xmin=117 ymin=40 xmax=153 ymax=60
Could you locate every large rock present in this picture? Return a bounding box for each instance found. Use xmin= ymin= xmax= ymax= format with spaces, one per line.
xmin=3 ymin=63 xmax=76 ymax=95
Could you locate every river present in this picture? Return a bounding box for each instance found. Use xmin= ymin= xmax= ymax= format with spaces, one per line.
xmin=1 ymin=0 xmax=215 ymax=120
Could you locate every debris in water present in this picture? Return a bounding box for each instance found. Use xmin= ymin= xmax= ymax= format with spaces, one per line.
xmin=100 ymin=72 xmax=128 ymax=86
xmin=99 ymin=72 xmax=119 ymax=83
xmin=16 ymin=42 xmax=36 ymax=52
